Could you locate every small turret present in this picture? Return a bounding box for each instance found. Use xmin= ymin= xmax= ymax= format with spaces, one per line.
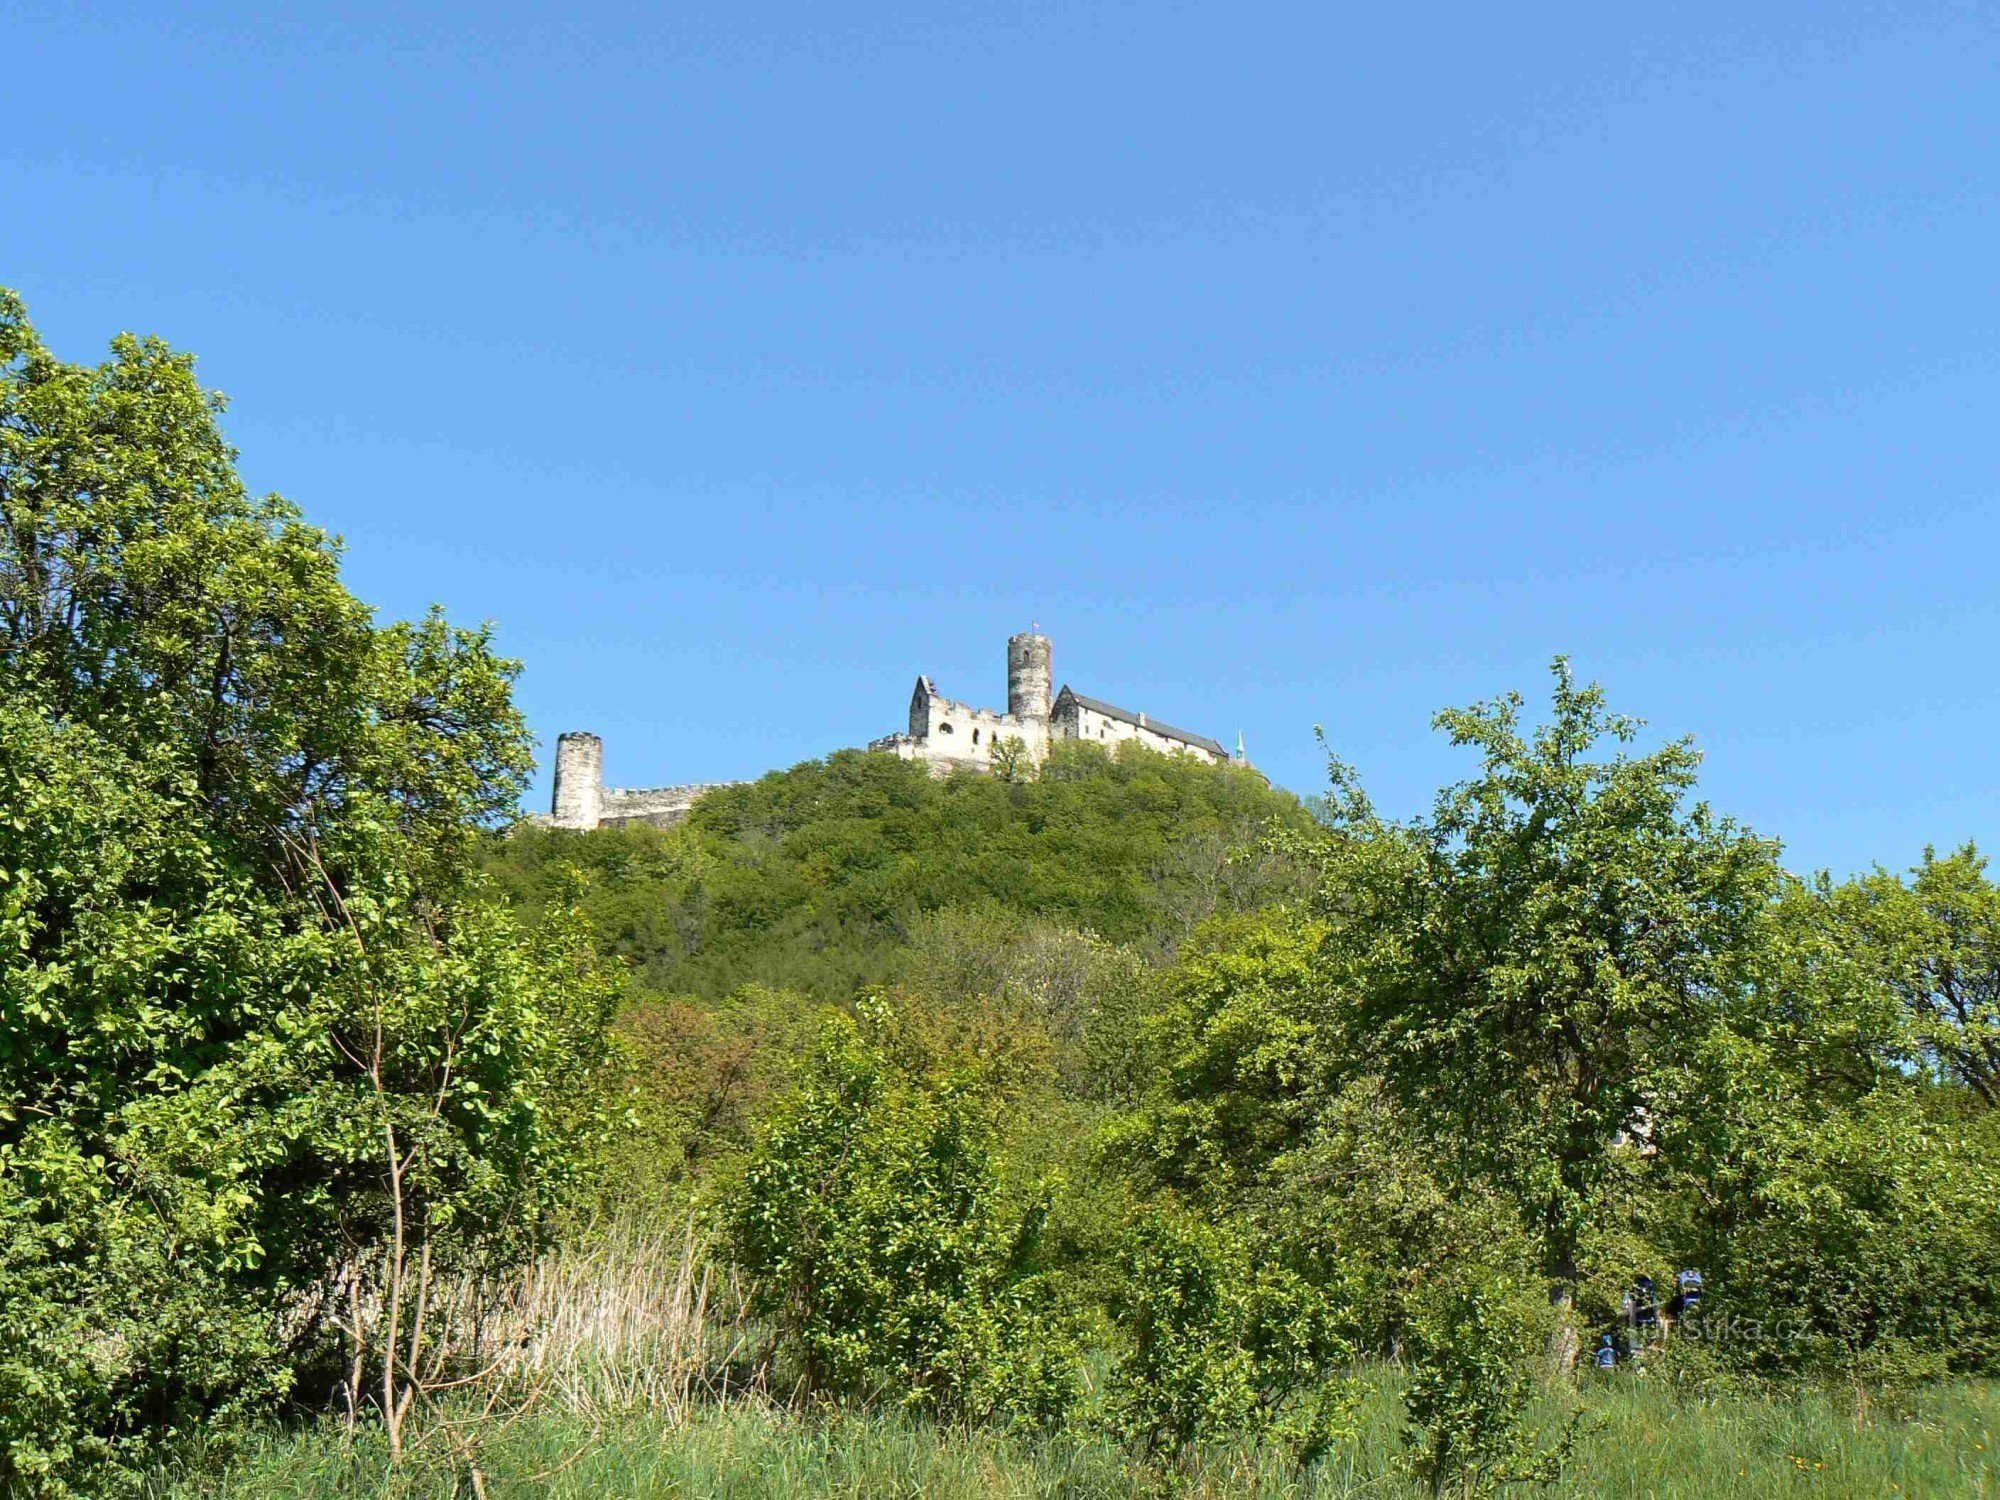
xmin=550 ymin=731 xmax=604 ymax=830
xmin=1006 ymin=630 xmax=1053 ymax=723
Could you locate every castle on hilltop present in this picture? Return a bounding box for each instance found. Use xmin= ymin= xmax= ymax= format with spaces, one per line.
xmin=544 ymin=630 xmax=1243 ymax=831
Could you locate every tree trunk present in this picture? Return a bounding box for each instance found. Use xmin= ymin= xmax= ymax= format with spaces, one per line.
xmin=1545 ymin=1223 xmax=1581 ymax=1375
xmin=1548 ymin=1283 xmax=1580 ymax=1374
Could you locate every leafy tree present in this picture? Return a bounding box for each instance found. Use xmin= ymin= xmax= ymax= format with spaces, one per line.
xmin=895 ymin=909 xmax=1146 ymax=1101
xmin=609 ymin=984 xmax=835 ymax=1188
xmin=1116 ymin=914 xmax=1529 ymax=1359
xmin=1311 ymin=660 xmax=1779 ymax=1359
xmin=0 ymin=290 xmax=616 ymax=1492
xmin=1839 ymin=844 xmax=2000 ymax=1108
xmin=1653 ymin=1018 xmax=2000 ymax=1388
xmin=989 ymin=734 xmax=1032 ymax=783
xmin=1635 ymin=858 xmax=2000 ymax=1387
xmin=1117 ymin=912 xmax=1337 ymax=1200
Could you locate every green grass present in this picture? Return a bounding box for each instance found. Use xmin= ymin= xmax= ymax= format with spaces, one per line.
xmin=156 ymin=1377 xmax=1999 ymax=1499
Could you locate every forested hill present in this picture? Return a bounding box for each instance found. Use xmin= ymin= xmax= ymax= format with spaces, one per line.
xmin=487 ymin=740 xmax=1311 ymax=1000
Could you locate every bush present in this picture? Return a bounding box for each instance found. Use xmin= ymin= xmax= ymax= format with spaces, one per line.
xmin=1683 ymin=1078 xmax=2000 ymax=1385
xmin=1399 ymin=1269 xmax=1578 ymax=1498
xmin=1106 ymin=1208 xmax=1356 ymax=1465
xmin=726 ymin=999 xmax=1080 ymax=1425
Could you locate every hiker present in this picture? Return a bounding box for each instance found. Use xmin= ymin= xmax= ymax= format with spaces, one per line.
xmin=1594 ymin=1334 xmax=1619 ymax=1370
xmin=1675 ymin=1266 xmax=1704 ymax=1318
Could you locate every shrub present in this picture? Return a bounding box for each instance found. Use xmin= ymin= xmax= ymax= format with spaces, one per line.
xmin=726 ymin=1000 xmax=1080 ymax=1425
xmin=1106 ymin=1209 xmax=1356 ymax=1465
xmin=1398 ymin=1269 xmax=1578 ymax=1498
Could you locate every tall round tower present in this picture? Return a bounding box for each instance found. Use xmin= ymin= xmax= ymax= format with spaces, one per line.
xmin=551 ymin=731 xmax=604 ymax=830
xmin=1006 ymin=630 xmax=1053 ymax=722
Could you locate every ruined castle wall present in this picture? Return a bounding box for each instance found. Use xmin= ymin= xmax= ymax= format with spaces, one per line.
xmin=544 ymin=630 xmax=1231 ymax=828
xmin=915 ymin=690 xmax=1048 ymax=771
xmin=596 ymin=783 xmax=735 ymax=828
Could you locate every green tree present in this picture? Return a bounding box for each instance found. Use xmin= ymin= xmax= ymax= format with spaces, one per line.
xmin=1841 ymin=844 xmax=2000 ymax=1108
xmin=1115 ymin=913 xmax=1528 ymax=1360
xmin=1118 ymin=912 xmax=1336 ymax=1200
xmin=989 ymin=733 xmax=1033 ymax=783
xmin=0 ymin=291 xmax=617 ymax=1492
xmin=1399 ymin=1267 xmax=1578 ymax=1498
xmin=1314 ymin=660 xmax=1779 ymax=1359
xmin=1652 ymin=1018 xmax=2000 ymax=1388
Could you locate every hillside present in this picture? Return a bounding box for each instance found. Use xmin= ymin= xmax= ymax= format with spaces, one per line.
xmin=488 ymin=739 xmax=1313 ymax=1001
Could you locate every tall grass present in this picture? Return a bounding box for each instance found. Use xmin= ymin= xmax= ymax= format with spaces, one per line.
xmin=462 ymin=1218 xmax=749 ymax=1419
xmin=157 ymin=1380 xmax=2000 ymax=1498
xmin=151 ymin=1219 xmax=2000 ymax=1498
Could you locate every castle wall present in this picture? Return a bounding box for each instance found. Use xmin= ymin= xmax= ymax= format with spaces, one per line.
xmin=596 ymin=783 xmax=733 ymax=828
xmin=544 ymin=730 xmax=738 ymax=831
xmin=911 ymin=687 xmax=1048 ymax=773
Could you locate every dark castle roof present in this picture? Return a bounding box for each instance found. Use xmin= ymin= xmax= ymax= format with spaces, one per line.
xmin=1056 ymin=687 xmax=1228 ymax=758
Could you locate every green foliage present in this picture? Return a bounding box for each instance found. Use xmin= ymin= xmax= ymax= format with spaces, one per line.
xmin=1116 ymin=914 xmax=1530 ymax=1361
xmin=1838 ymin=844 xmax=2000 ymax=1108
xmin=608 ymin=984 xmax=836 ymax=1186
xmin=989 ymin=733 xmax=1033 ymax=783
xmin=1658 ymin=1046 xmax=2000 ymax=1384
xmin=894 ymin=909 xmax=1149 ymax=1102
xmin=1107 ymin=1209 xmax=1357 ymax=1465
xmin=1262 ymin=1080 xmax=1532 ymax=1363
xmin=1118 ymin=912 xmax=1337 ymax=1199
xmin=1399 ymin=1269 xmax=1577 ymax=1498
xmin=1312 ymin=660 xmax=1780 ymax=1315
xmin=1640 ymin=864 xmax=2000 ymax=1388
xmin=487 ymin=738 xmax=1310 ymax=1002
xmin=727 ymin=1000 xmax=1081 ymax=1425
xmin=0 ymin=291 xmax=617 ymax=1494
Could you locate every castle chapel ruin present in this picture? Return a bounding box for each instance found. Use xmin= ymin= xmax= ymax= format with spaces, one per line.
xmin=545 ymin=630 xmax=1243 ymax=831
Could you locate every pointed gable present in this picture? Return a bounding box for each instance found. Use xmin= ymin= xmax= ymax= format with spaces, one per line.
xmin=909 ymin=675 xmax=937 ymax=738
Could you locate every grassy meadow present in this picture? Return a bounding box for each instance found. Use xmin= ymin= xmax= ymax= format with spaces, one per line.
xmin=156 ymin=1379 xmax=1999 ymax=1499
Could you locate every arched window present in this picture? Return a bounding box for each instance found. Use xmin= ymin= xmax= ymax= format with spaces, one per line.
xmin=939 ymin=721 xmax=954 ymax=735
xmin=972 ymin=727 xmax=981 ymax=745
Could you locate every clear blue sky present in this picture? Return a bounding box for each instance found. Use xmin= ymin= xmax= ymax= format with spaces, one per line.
xmin=9 ymin=1 xmax=1996 ymax=877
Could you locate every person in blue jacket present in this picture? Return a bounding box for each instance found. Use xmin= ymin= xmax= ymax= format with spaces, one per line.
xmin=1594 ymin=1334 xmax=1618 ymax=1370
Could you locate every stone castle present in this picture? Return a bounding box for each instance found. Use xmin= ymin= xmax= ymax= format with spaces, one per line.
xmin=545 ymin=630 xmax=1243 ymax=831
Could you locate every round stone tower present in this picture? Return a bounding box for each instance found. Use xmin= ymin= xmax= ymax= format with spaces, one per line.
xmin=1006 ymin=630 xmax=1053 ymax=722
xmin=551 ymin=731 xmax=604 ymax=830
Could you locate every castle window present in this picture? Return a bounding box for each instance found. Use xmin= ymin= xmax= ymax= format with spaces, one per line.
xmin=972 ymin=728 xmax=980 ymax=745
xmin=939 ymin=721 xmax=954 ymax=735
